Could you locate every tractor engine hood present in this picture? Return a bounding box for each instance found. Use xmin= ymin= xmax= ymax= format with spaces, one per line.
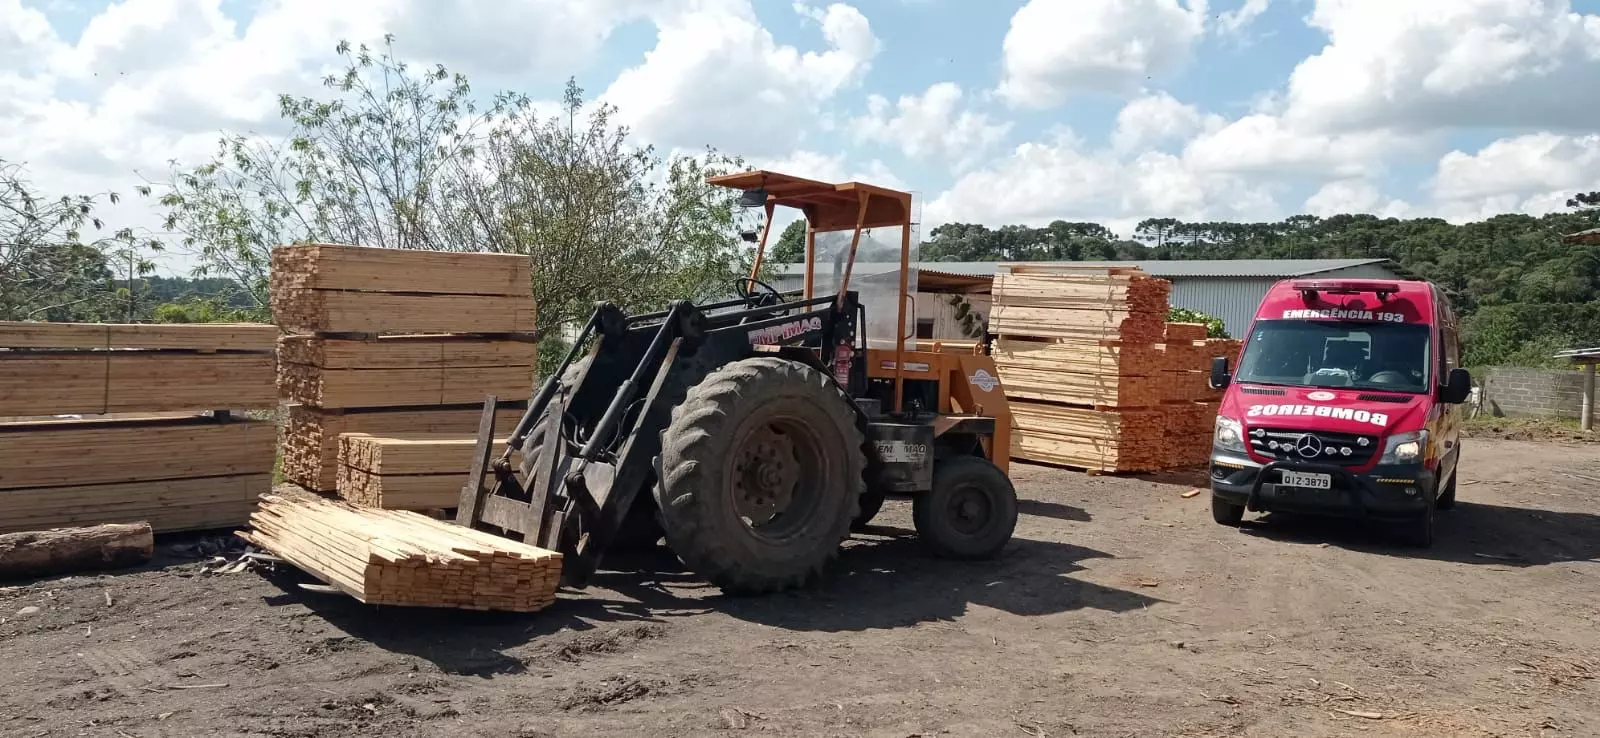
xmin=1223 ymin=384 xmax=1431 ymax=437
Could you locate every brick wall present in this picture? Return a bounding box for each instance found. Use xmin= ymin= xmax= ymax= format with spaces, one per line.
xmin=1482 ymin=367 xmax=1590 ymax=419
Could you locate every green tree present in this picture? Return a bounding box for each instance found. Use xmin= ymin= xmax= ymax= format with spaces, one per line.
xmin=149 ymin=37 xmax=749 ymax=362
xmin=1169 ymin=307 xmax=1228 ymax=338
xmin=769 ymin=219 xmax=807 ymax=262
xmin=1 ymin=158 xmax=157 ymax=322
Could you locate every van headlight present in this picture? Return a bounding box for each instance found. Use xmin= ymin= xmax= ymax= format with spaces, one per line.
xmin=1379 ymin=430 xmax=1428 ymax=464
xmin=1214 ymin=416 xmax=1246 ymax=454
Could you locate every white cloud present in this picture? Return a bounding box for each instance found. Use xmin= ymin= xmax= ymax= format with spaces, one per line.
xmin=1284 ymin=0 xmax=1600 ymax=133
xmin=602 ymin=1 xmax=880 ymax=156
xmin=1304 ymin=179 xmax=1410 ymax=217
xmin=1182 ymin=113 xmax=1408 ymax=178
xmin=849 ymin=82 xmax=1011 ymax=170
xmin=925 ymin=129 xmax=1278 ymax=235
xmin=1217 ymin=0 xmax=1272 ymax=36
xmin=1430 ymin=132 xmax=1600 ymax=205
xmin=997 ymin=0 xmax=1209 ymax=108
xmin=1110 ymin=91 xmax=1219 ymax=154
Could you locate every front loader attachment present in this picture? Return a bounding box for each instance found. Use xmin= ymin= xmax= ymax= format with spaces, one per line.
xmin=456 ymin=289 xmax=857 ymax=589
xmin=455 ymin=301 xmax=698 ymax=588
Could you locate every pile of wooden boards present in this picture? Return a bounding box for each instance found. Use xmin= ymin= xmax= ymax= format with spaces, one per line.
xmin=989 ymin=264 xmax=1234 ymax=473
xmin=336 ymin=433 xmax=513 ymax=511
xmin=0 ymin=322 xmax=277 ymax=533
xmin=241 ymin=493 xmax=561 ymax=612
xmin=272 ymin=244 xmax=534 ymax=494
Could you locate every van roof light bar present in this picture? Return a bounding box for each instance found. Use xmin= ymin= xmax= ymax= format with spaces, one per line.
xmin=1292 ymin=279 xmax=1399 ymax=303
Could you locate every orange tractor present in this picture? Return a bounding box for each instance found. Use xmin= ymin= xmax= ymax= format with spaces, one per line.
xmin=458 ymin=170 xmax=1019 ymax=595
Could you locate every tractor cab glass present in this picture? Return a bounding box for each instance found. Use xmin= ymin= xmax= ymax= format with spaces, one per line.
xmin=1235 ymin=320 xmax=1432 ymax=393
xmin=810 ymin=226 xmax=920 ymax=352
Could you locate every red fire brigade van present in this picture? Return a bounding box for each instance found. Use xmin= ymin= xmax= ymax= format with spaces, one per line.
xmin=1207 ymin=278 xmax=1472 ymax=547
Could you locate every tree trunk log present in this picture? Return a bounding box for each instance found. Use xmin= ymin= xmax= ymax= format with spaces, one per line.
xmin=0 ymin=523 xmax=154 ymax=580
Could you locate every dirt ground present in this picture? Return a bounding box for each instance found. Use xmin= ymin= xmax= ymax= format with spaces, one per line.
xmin=3 ymin=436 xmax=1598 ymax=738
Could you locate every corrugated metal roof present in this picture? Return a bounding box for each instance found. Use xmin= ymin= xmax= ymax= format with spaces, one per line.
xmin=1564 ymin=228 xmax=1600 ymax=244
xmin=772 ymin=258 xmax=1395 ymax=279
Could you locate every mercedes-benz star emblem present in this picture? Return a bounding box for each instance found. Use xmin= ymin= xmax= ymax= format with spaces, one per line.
xmin=1295 ymin=434 xmax=1323 ymax=458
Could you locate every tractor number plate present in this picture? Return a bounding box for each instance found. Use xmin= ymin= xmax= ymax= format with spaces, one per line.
xmin=875 ymin=440 xmax=929 ymax=464
xmin=1279 ymin=471 xmax=1331 ymax=490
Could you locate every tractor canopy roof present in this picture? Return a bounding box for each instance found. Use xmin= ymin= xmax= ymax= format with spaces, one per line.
xmin=707 ymin=170 xmax=912 ymax=232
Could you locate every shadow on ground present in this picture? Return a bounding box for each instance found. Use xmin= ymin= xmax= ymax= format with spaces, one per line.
xmin=1017 ymin=498 xmax=1093 ymax=522
xmin=254 ymin=563 xmax=684 ymax=677
xmin=595 ymin=525 xmax=1160 ymax=633
xmin=1238 ymin=500 xmax=1600 ymax=567
xmin=250 ymin=520 xmax=1158 ymax=670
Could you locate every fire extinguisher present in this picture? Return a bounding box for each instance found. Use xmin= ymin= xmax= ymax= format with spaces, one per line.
xmin=832 ymin=340 xmax=853 ymax=386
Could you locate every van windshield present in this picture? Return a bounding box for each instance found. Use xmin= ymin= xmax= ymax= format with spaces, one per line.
xmin=1235 ymin=320 xmax=1432 ymax=394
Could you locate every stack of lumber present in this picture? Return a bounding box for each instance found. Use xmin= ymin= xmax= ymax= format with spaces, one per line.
xmin=989 ymin=264 xmax=1170 ymax=343
xmin=272 ymin=244 xmax=535 ymax=492
xmin=336 ymin=433 xmax=512 ymax=511
xmin=0 ymin=322 xmax=276 ymax=533
xmin=0 ymin=322 xmax=275 ymax=416
xmin=989 ymin=266 xmax=1245 ymax=472
xmin=1009 ymin=403 xmax=1176 ymax=471
xmin=989 ymin=265 xmax=1179 ymax=472
xmin=282 ymin=401 xmax=522 ymax=493
xmin=240 ymin=493 xmax=562 ymax=612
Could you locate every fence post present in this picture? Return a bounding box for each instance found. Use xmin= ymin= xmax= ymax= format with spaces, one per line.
xmin=1583 ymin=363 xmax=1595 ymax=432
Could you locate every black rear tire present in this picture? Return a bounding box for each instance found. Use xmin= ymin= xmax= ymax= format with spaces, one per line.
xmin=1211 ymin=495 xmax=1245 ymax=526
xmin=655 ymin=357 xmax=865 ymax=595
xmin=912 ymin=456 xmax=1018 ymax=559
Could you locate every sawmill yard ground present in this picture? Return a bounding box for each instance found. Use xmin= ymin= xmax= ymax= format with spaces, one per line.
xmin=3 ymin=435 xmax=1599 ymax=738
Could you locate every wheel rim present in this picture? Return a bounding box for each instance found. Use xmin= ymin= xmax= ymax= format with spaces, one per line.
xmin=727 ymin=415 xmax=826 ymax=542
xmin=946 ymin=483 xmax=993 ymax=536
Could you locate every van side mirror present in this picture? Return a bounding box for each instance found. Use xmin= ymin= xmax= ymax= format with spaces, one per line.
xmin=1441 ymin=367 xmax=1471 ymax=404
xmin=1209 ymin=356 xmax=1232 ymax=390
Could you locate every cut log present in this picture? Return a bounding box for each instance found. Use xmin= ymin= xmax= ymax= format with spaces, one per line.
xmin=0 ymin=522 xmax=154 ymax=580
xmin=239 ymin=493 xmax=562 ymax=612
xmin=0 ymin=322 xmax=276 ymax=352
xmin=270 ymin=243 xmax=532 ymax=297
xmin=277 ymin=335 xmax=538 ymax=370
xmin=0 ymin=352 xmax=276 ymax=416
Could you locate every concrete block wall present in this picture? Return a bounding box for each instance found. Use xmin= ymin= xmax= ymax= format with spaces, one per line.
xmin=1482 ymin=367 xmax=1588 ymax=419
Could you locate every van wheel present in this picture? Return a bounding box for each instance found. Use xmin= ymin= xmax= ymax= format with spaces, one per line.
xmin=1211 ymin=495 xmax=1245 ymax=526
xmin=1435 ymin=473 xmax=1457 ymax=511
xmin=1403 ymin=502 xmax=1435 ymax=548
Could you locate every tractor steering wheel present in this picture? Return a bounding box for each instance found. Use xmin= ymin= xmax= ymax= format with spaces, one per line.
xmin=730 ymin=277 xmax=786 ymax=306
xmin=727 ymin=277 xmax=789 ymax=322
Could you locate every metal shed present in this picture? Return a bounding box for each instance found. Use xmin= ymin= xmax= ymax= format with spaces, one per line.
xmin=770 ymin=258 xmax=1406 ymax=337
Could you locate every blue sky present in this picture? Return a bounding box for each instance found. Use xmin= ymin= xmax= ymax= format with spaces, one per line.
xmin=5 ymin=0 xmax=1600 ymax=264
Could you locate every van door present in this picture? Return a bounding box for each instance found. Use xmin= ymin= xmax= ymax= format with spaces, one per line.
xmin=1435 ymin=297 xmax=1463 ymax=486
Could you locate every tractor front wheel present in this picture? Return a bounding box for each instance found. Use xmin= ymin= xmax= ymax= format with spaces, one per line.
xmin=655 ymin=357 xmax=865 ymax=595
xmin=913 ymin=456 xmax=1018 ymax=559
